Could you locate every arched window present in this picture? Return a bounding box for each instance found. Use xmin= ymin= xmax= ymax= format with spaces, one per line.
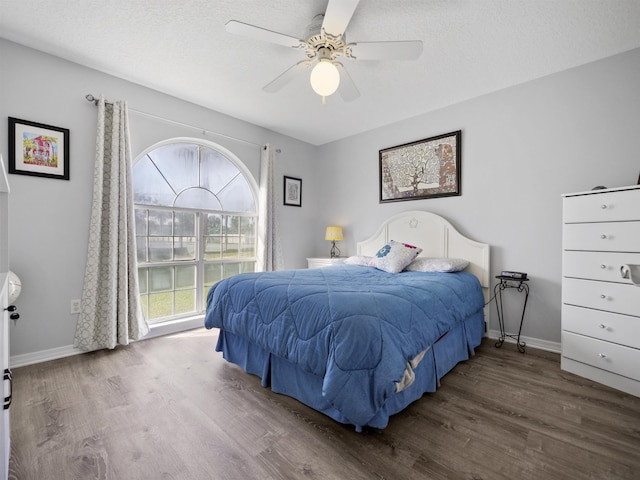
xmin=133 ymin=139 xmax=258 ymax=324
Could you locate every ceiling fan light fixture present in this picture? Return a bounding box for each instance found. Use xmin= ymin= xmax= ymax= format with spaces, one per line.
xmin=310 ymin=59 xmax=340 ymax=97
xmin=227 ymin=0 xmax=422 ymax=103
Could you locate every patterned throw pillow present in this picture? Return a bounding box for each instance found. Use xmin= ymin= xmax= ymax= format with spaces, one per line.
xmin=369 ymin=240 xmax=423 ymax=273
xmin=404 ymin=257 xmax=469 ymax=272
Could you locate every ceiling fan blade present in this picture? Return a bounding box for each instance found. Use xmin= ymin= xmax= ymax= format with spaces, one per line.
xmin=226 ymin=20 xmax=303 ymax=48
xmin=263 ymin=60 xmax=314 ymax=93
xmin=349 ymin=40 xmax=423 ymax=61
xmin=335 ymin=63 xmax=360 ymax=102
xmin=322 ymin=0 xmax=360 ymax=36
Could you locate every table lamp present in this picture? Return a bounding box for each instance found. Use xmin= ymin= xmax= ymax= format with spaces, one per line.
xmin=325 ymin=226 xmax=343 ymax=258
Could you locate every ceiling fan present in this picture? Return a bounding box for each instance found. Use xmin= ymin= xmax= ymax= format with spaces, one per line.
xmin=225 ymin=0 xmax=423 ymax=103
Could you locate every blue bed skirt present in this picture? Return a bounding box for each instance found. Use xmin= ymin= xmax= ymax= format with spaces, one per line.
xmin=215 ymin=309 xmax=484 ymax=431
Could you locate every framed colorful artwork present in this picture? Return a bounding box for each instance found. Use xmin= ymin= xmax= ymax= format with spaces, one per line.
xmin=8 ymin=117 xmax=70 ymax=180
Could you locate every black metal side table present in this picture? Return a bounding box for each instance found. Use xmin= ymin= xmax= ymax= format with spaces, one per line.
xmin=494 ymin=275 xmax=529 ymax=353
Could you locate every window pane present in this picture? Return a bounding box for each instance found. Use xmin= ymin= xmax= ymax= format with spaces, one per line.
xmin=140 ymin=294 xmax=149 ymax=320
xmin=133 ymin=156 xmax=176 ymax=206
xmin=223 ymin=238 xmax=239 ymax=258
xmin=174 ymin=237 xmax=196 ymax=261
xmin=149 ymin=237 xmax=173 ymax=261
xmin=239 ymin=217 xmax=256 ymax=257
xmin=135 ymin=209 xmax=148 ymax=235
xmin=176 ymin=265 xmax=195 ymax=289
xmin=241 ymin=262 xmax=255 ymax=273
xmin=149 ymin=210 xmax=173 ymax=236
xmin=225 ymin=215 xmax=239 ymax=234
xmin=218 ymin=176 xmax=256 ymax=213
xmin=174 ymin=211 xmax=195 ymax=236
xmin=203 ymin=287 xmax=211 ymax=306
xmin=147 ymin=143 xmax=199 ymax=194
xmin=175 ymin=289 xmax=196 ymax=315
xmin=223 ymin=263 xmax=240 ymax=279
xmin=149 ymin=267 xmax=173 ymax=292
xmin=175 ymin=188 xmax=222 ymax=210
xmin=200 ymin=148 xmax=240 ymax=194
xmin=138 ymin=269 xmax=148 ymax=294
xmin=204 ymin=214 xmax=222 ymax=259
xmin=204 ymin=263 xmax=223 ymax=285
xmin=149 ymin=292 xmax=173 ymax=319
xmin=204 ymin=237 xmax=222 ymax=260
xmin=222 ymin=216 xmax=239 ymax=258
xmin=136 ymin=236 xmax=148 ymax=262
xmin=206 ymin=214 xmax=222 ymax=234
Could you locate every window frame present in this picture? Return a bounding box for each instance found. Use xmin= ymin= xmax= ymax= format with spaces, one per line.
xmin=133 ymin=138 xmax=259 ymax=325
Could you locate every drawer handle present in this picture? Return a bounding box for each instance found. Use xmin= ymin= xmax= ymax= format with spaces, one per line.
xmin=600 ymin=294 xmax=607 ymax=299
xmin=598 ymin=353 xmax=607 ymax=359
xmin=600 ymin=234 xmax=607 ymax=239
xmin=600 ymin=264 xmax=607 ymax=269
xmin=601 ymin=204 xmax=607 ymax=209
xmin=3 ymin=369 xmax=10 ymax=410
xmin=599 ymin=323 xmax=607 ymax=329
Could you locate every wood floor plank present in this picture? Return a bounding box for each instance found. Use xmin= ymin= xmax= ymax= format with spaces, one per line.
xmin=9 ymin=330 xmax=640 ymax=480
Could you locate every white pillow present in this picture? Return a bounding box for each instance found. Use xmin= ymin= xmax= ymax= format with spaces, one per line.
xmin=344 ymin=255 xmax=373 ymax=266
xmin=405 ymin=257 xmax=469 ymax=273
xmin=369 ymin=240 xmax=423 ymax=273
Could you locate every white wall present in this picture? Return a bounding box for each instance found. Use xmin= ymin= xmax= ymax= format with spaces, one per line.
xmin=314 ymin=47 xmax=640 ymax=347
xmin=0 ymin=39 xmax=319 ymax=360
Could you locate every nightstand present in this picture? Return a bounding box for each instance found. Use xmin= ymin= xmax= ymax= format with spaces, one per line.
xmin=306 ymin=257 xmax=346 ymax=269
xmin=494 ymin=275 xmax=530 ymax=353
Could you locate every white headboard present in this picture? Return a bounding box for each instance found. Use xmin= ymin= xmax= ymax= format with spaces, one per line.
xmin=357 ymin=211 xmax=491 ymax=320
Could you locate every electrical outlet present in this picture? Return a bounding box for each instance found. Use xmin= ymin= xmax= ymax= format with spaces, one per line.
xmin=70 ymin=299 xmax=81 ymax=314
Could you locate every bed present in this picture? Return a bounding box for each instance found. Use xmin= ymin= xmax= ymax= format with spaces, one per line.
xmin=205 ymin=211 xmax=490 ymax=431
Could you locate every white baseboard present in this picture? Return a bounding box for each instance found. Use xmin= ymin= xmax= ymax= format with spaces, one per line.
xmin=487 ymin=329 xmax=561 ymax=354
xmin=10 ymin=344 xmax=81 ymax=368
xmin=9 ymin=316 xmax=205 ymax=368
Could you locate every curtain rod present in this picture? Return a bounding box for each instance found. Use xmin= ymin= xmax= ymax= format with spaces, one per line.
xmin=84 ymin=94 xmax=275 ymax=151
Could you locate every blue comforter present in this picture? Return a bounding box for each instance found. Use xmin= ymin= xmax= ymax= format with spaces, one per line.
xmin=205 ymin=264 xmax=484 ymax=427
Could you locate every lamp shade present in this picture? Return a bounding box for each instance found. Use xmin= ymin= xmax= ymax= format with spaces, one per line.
xmin=310 ymin=60 xmax=340 ymax=97
xmin=325 ymin=226 xmax=343 ymax=241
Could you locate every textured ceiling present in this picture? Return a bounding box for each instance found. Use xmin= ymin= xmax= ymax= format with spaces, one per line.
xmin=2 ymin=1 xmax=640 ymax=145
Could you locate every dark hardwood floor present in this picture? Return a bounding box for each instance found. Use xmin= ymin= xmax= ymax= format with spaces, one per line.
xmin=8 ymin=329 xmax=640 ymax=479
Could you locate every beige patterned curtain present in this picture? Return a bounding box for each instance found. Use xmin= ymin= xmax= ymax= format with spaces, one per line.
xmin=74 ymin=95 xmax=149 ymax=351
xmin=256 ymin=144 xmax=283 ymax=271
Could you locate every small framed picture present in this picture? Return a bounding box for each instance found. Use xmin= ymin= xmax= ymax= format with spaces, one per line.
xmin=283 ymin=176 xmax=302 ymax=207
xmin=8 ymin=117 xmax=70 ymax=180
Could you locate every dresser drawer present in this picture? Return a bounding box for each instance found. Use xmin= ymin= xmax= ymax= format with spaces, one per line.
xmin=562 ymin=304 xmax=640 ymax=349
xmin=562 ymin=331 xmax=640 ymax=381
xmin=563 ymin=222 xmax=640 ymax=252
xmin=563 ymin=251 xmax=640 ymax=283
xmin=564 ymin=189 xmax=640 ymax=223
xmin=562 ymin=278 xmax=640 ymax=317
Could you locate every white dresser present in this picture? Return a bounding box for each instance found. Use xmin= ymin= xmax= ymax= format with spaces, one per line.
xmin=562 ymin=185 xmax=640 ymax=396
xmin=0 ymin=156 xmax=10 ymax=480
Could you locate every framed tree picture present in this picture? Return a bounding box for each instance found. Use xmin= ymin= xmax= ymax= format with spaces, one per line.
xmin=8 ymin=117 xmax=70 ymax=180
xmin=379 ymin=130 xmax=461 ymax=203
